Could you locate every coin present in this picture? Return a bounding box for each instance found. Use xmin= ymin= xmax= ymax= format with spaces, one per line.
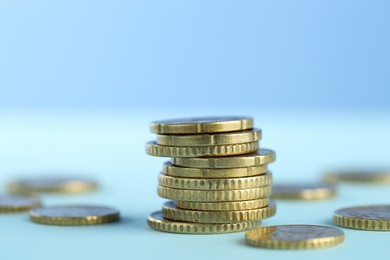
xmin=156 ymin=129 xmax=261 ymax=147
xmin=0 ymin=195 xmax=42 ymax=213
xmin=176 ymin=198 xmax=269 ymax=211
xmin=172 ymin=149 xmax=275 ymax=168
xmin=245 ymin=225 xmax=344 ymax=249
xmin=324 ymin=170 xmax=390 ymax=184
xmin=158 ymin=172 xmax=272 ymax=190
xmin=150 ymin=116 xmax=254 ymax=134
xmin=146 ymin=141 xmax=259 ymax=158
xmin=7 ymin=176 xmax=97 ymax=194
xmin=158 ymin=186 xmax=272 ymax=202
xmin=271 ymin=183 xmax=336 ymax=200
xmin=148 ymin=211 xmax=260 ymax=234
xmin=163 ymin=162 xmax=268 ymax=178
xmin=30 ymin=206 xmax=120 ymax=226
xmin=163 ymin=200 xmax=276 ymax=223
xmin=334 ymin=205 xmax=390 ymax=230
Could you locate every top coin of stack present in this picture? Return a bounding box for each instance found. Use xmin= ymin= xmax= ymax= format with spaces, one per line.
xmin=146 ymin=116 xmax=277 ymax=234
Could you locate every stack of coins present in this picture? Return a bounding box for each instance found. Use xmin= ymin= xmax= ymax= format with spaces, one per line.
xmin=146 ymin=116 xmax=277 ymax=234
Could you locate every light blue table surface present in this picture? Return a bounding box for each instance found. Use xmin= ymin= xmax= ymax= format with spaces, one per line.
xmin=1 ymin=109 xmax=389 ymax=260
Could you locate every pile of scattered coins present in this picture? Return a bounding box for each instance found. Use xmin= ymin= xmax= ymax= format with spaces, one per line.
xmin=146 ymin=116 xmax=277 ymax=234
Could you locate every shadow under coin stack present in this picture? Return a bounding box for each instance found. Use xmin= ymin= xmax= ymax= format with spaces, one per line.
xmin=146 ymin=117 xmax=277 ymax=234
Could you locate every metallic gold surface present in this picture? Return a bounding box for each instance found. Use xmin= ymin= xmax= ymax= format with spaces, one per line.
xmin=163 ymin=162 xmax=268 ymax=178
xmin=158 ymin=172 xmax=272 ymax=190
xmin=0 ymin=195 xmax=42 ymax=213
xmin=156 ymin=129 xmax=261 ymax=147
xmin=176 ymin=198 xmax=269 ymax=211
xmin=148 ymin=211 xmax=260 ymax=234
xmin=158 ymin=185 xmax=272 ymax=202
xmin=245 ymin=225 xmax=344 ymax=249
xmin=150 ymin=116 xmax=254 ymax=134
xmin=271 ymin=183 xmax=336 ymax=200
xmin=30 ymin=206 xmax=120 ymax=226
xmin=172 ymin=148 xmax=275 ymax=168
xmin=146 ymin=141 xmax=259 ymax=158
xmin=334 ymin=205 xmax=390 ymax=230
xmin=7 ymin=177 xmax=97 ymax=194
xmin=163 ymin=201 xmax=276 ymax=223
xmin=324 ymin=170 xmax=390 ymax=184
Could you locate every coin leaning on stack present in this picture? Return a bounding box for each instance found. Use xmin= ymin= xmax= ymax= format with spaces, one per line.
xmin=146 ymin=116 xmax=277 ymax=234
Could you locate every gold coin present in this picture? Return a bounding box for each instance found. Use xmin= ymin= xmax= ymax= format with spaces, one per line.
xmin=172 ymin=148 xmax=275 ymax=168
xmin=158 ymin=172 xmax=272 ymax=190
xmin=156 ymin=129 xmax=261 ymax=147
xmin=158 ymin=185 xmax=272 ymax=202
xmin=146 ymin=141 xmax=259 ymax=158
xmin=0 ymin=195 xmax=42 ymax=213
xmin=176 ymin=198 xmax=269 ymax=211
xmin=334 ymin=205 xmax=390 ymax=230
xmin=150 ymin=116 xmax=254 ymax=134
xmin=163 ymin=162 xmax=268 ymax=178
xmin=7 ymin=177 xmax=97 ymax=194
xmin=245 ymin=225 xmax=344 ymax=249
xmin=148 ymin=211 xmax=260 ymax=234
xmin=163 ymin=200 xmax=276 ymax=223
xmin=30 ymin=206 xmax=120 ymax=226
xmin=271 ymin=183 xmax=336 ymax=200
xmin=324 ymin=170 xmax=390 ymax=184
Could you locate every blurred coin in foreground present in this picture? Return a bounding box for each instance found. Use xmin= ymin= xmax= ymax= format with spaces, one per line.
xmin=334 ymin=205 xmax=390 ymax=230
xmin=271 ymin=183 xmax=336 ymax=200
xmin=0 ymin=195 xmax=41 ymax=213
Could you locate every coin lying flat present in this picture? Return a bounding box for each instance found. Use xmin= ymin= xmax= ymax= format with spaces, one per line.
xmin=156 ymin=129 xmax=261 ymax=147
xmin=163 ymin=201 xmax=276 ymax=223
xmin=245 ymin=225 xmax=344 ymax=249
xmin=150 ymin=116 xmax=254 ymax=134
xmin=271 ymin=183 xmax=336 ymax=200
xmin=158 ymin=186 xmax=272 ymax=202
xmin=7 ymin=177 xmax=97 ymax=194
xmin=163 ymin=162 xmax=268 ymax=178
xmin=0 ymin=195 xmax=42 ymax=213
xmin=176 ymin=198 xmax=269 ymax=211
xmin=324 ymin=170 xmax=390 ymax=184
xmin=172 ymin=149 xmax=275 ymax=168
xmin=334 ymin=205 xmax=390 ymax=230
xmin=30 ymin=206 xmax=120 ymax=226
xmin=159 ymin=172 xmax=272 ymax=190
xmin=146 ymin=141 xmax=259 ymax=158
xmin=148 ymin=211 xmax=260 ymax=234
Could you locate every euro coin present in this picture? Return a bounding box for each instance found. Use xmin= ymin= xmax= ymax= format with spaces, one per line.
xmin=176 ymin=198 xmax=269 ymax=211
xmin=148 ymin=211 xmax=260 ymax=234
xmin=0 ymin=195 xmax=41 ymax=213
xmin=324 ymin=170 xmax=390 ymax=184
xmin=271 ymin=183 xmax=336 ymax=200
xmin=245 ymin=225 xmax=344 ymax=249
xmin=30 ymin=206 xmax=120 ymax=226
xmin=163 ymin=200 xmax=276 ymax=223
xmin=334 ymin=205 xmax=390 ymax=230
xmin=150 ymin=116 xmax=254 ymax=134
xmin=172 ymin=148 xmax=275 ymax=168
xmin=163 ymin=162 xmax=268 ymax=178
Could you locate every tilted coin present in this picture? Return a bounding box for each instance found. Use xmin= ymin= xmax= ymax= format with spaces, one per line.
xmin=146 ymin=141 xmax=259 ymax=158
xmin=7 ymin=176 xmax=97 ymax=194
xmin=334 ymin=205 xmax=390 ymax=230
xmin=163 ymin=162 xmax=268 ymax=178
xmin=148 ymin=211 xmax=260 ymax=234
xmin=0 ymin=195 xmax=42 ymax=213
xmin=172 ymin=148 xmax=275 ymax=168
xmin=158 ymin=185 xmax=272 ymax=202
xmin=158 ymin=172 xmax=272 ymax=190
xmin=163 ymin=200 xmax=276 ymax=223
xmin=324 ymin=170 xmax=390 ymax=184
xmin=150 ymin=116 xmax=254 ymax=134
xmin=271 ymin=183 xmax=336 ymax=200
xmin=245 ymin=225 xmax=344 ymax=249
xmin=156 ymin=129 xmax=261 ymax=147
xmin=176 ymin=198 xmax=269 ymax=211
xmin=30 ymin=206 xmax=120 ymax=226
